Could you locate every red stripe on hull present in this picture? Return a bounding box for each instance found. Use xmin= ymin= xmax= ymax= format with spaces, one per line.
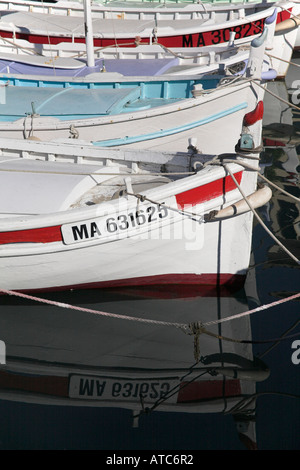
xmin=0 ymin=371 xmax=242 ymax=403
xmin=276 ymin=9 xmax=292 ymax=23
xmin=177 ymin=379 xmax=241 ymax=402
xmin=0 ymin=370 xmax=69 ymax=397
xmin=0 ymin=225 xmax=62 ymax=245
xmin=0 ymin=172 xmax=242 ymax=245
xmin=263 ymin=138 xmax=286 ymax=147
xmin=176 ymin=171 xmax=243 ymax=209
xmin=6 ymin=273 xmax=247 ymax=297
xmin=0 ymin=12 xmax=291 ymax=48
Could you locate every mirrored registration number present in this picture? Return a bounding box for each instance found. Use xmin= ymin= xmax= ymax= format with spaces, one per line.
xmin=69 ymin=375 xmax=178 ymax=402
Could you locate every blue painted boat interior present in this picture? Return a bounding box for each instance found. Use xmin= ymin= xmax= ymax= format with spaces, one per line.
xmin=0 ymin=76 xmax=221 ymax=121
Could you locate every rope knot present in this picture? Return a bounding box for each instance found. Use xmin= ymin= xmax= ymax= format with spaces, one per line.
xmin=137 ymin=194 xmax=146 ymax=202
xmin=188 ymin=322 xmax=205 ymax=363
xmin=134 ymin=36 xmax=141 ymax=46
xmin=188 ymin=321 xmax=205 ymax=336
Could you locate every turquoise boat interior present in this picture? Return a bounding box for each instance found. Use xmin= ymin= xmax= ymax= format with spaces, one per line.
xmin=0 ymin=75 xmax=221 ymax=120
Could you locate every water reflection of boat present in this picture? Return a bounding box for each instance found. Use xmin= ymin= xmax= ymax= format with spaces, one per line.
xmin=262 ymin=79 xmax=300 ymax=146
xmin=0 ymin=272 xmax=269 ymax=450
xmin=261 ymin=74 xmax=300 ymax=267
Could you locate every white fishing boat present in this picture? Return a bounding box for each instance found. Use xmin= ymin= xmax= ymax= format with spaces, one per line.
xmin=0 ymin=41 xmax=258 ymax=78
xmin=0 ymin=28 xmax=273 ymax=156
xmin=0 ymin=95 xmax=271 ymax=293
xmin=0 ymin=73 xmax=264 ymax=153
xmin=0 ymin=0 xmax=298 ymax=77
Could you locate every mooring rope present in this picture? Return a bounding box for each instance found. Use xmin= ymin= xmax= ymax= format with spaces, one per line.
xmin=0 ymin=288 xmax=299 ymax=330
xmin=252 ymin=78 xmax=300 ymax=113
xmin=203 ymin=156 xmax=300 ymax=203
xmin=258 ymin=317 xmax=300 ymax=358
xmin=0 ymin=35 xmax=43 ymax=56
xmin=126 ymin=191 xmax=203 ymax=221
xmin=133 ymin=367 xmax=210 ymax=421
xmin=266 ymin=52 xmax=300 ymax=69
xmin=223 ymin=390 xmax=300 ymax=415
xmin=257 ymin=171 xmax=300 ymax=204
xmin=203 ymin=292 xmax=300 ymax=327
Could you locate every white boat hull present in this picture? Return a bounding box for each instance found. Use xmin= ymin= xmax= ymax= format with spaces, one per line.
xmin=0 ymin=209 xmax=255 ymax=292
xmin=0 ymin=145 xmax=263 ymax=292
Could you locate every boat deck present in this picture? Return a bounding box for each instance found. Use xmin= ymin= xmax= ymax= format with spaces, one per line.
xmin=0 ymin=155 xmax=173 ymax=216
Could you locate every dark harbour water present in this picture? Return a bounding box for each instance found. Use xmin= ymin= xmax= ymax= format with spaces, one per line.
xmin=0 ymin=53 xmax=299 ymax=452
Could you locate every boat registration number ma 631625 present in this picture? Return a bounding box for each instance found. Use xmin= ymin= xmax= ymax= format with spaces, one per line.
xmin=61 ymin=204 xmax=169 ymax=245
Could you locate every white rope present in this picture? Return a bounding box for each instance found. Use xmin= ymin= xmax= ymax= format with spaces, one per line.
xmin=257 ymin=172 xmax=300 ymax=204
xmin=126 ymin=191 xmax=203 ymax=221
xmin=266 ymin=52 xmax=300 ymax=69
xmin=252 ymin=78 xmax=300 ymax=113
xmin=0 ymin=35 xmax=42 ymax=56
xmin=279 ymin=4 xmax=300 ymax=22
xmin=0 ymin=288 xmax=299 ymax=329
xmin=216 ymin=158 xmax=300 ymax=204
xmin=203 ymin=293 xmax=300 ymax=326
xmin=0 ymin=288 xmax=188 ymax=329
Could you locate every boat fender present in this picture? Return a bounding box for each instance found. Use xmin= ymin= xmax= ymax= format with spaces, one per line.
xmin=261 ymin=68 xmax=277 ymax=80
xmin=214 ymin=367 xmax=270 ymax=382
xmin=204 ymin=185 xmax=272 ymax=221
xmin=243 ymin=101 xmax=264 ymax=127
xmin=275 ymin=16 xmax=300 ymax=34
xmin=233 ymin=60 xmax=277 ymax=80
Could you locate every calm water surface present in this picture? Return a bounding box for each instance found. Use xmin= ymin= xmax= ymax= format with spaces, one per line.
xmin=0 ymin=54 xmax=299 ymax=451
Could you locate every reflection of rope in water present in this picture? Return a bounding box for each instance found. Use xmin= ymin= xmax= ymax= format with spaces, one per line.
xmin=224 ymin=390 xmax=300 ymax=416
xmin=0 ymin=287 xmax=299 ymax=332
xmin=135 ymin=374 xmax=300 ymax=421
xmin=258 ymin=318 xmax=300 ymax=359
xmin=133 ymin=365 xmax=210 ymax=424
